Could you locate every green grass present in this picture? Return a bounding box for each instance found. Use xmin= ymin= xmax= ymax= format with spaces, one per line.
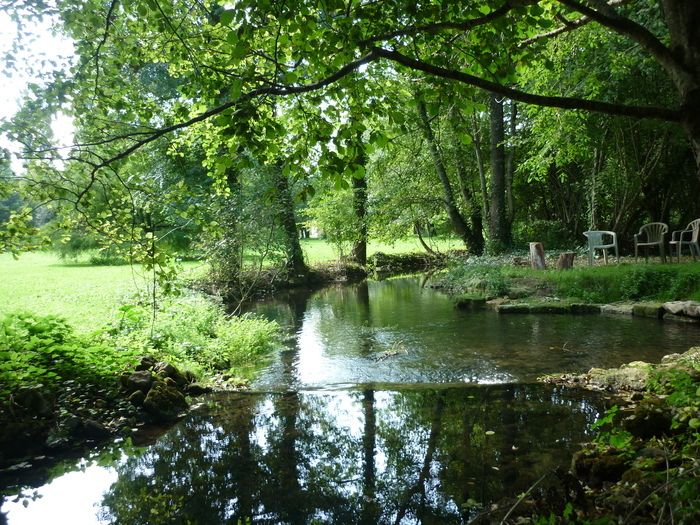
xmin=0 ymin=238 xmax=450 ymax=331
xmin=0 ymin=252 xmax=207 ymax=331
xmin=442 ymin=260 xmax=700 ymax=303
xmin=300 ymin=236 xmax=460 ymax=265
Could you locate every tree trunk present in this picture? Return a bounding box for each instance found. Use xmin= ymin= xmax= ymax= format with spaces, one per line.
xmin=273 ymin=166 xmax=308 ymax=280
xmin=416 ymin=97 xmax=475 ymax=252
xmin=448 ymin=105 xmax=485 ymax=255
xmin=471 ymin=112 xmax=490 ymax=224
xmin=661 ymin=0 xmax=700 ymax=178
xmin=489 ymin=95 xmax=509 ymax=252
xmin=414 ymin=222 xmax=436 ymax=255
xmin=529 ymin=242 xmax=546 ymax=269
xmin=557 ymin=252 xmax=575 ymax=270
xmin=505 ymin=100 xmax=517 ymax=226
xmin=349 ymin=160 xmax=368 ymax=265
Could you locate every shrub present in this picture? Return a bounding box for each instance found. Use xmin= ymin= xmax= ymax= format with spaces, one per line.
xmin=106 ymin=292 xmax=280 ymax=381
xmin=0 ymin=312 xmax=138 ymax=400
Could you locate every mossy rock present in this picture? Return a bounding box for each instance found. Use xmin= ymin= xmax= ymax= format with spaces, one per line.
xmin=601 ymin=303 xmax=634 ymax=316
xmin=143 ymin=382 xmax=189 ymax=422
xmin=632 ymin=303 xmax=665 ymax=319
xmin=497 ymin=302 xmax=571 ymax=314
xmin=528 ymin=303 xmax=572 ymax=314
xmin=496 ymin=304 xmax=531 ymax=314
xmin=571 ymin=303 xmax=602 ymax=314
xmin=588 ymin=362 xmax=652 ymax=391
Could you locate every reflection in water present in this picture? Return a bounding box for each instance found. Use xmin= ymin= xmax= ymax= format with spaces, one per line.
xmin=4 ymin=277 xmax=697 ymax=523
xmin=251 ymin=278 xmax=700 ymax=389
xmin=80 ymin=385 xmax=599 ymax=524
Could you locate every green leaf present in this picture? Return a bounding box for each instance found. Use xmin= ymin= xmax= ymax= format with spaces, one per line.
xmin=220 ymin=9 xmax=235 ymax=26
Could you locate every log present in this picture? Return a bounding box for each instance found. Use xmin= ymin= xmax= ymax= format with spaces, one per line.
xmin=529 ymin=242 xmax=546 ymax=269
xmin=557 ymin=252 xmax=575 ymax=270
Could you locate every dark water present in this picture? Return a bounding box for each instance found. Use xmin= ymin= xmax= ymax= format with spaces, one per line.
xmin=2 ymin=277 xmax=698 ymax=524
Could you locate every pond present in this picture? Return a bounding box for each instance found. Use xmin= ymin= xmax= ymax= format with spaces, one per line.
xmin=2 ymin=277 xmax=698 ymax=524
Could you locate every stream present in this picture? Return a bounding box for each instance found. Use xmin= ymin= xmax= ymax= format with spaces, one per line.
xmin=2 ymin=277 xmax=698 ymax=524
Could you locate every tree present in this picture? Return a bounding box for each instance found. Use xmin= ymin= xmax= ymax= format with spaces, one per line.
xmin=2 ymin=0 xmax=699 ymax=260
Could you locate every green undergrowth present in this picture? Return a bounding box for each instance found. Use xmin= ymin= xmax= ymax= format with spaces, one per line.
xmin=106 ymin=293 xmax=279 ymax=382
xmin=0 ymin=312 xmax=139 ymax=402
xmin=0 ymin=293 xmax=281 ymax=407
xmin=440 ymin=257 xmax=700 ymax=303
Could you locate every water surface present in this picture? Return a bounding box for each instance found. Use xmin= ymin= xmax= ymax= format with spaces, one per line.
xmin=3 ymin=276 xmax=698 ymax=524
xmin=251 ymin=277 xmax=699 ymax=389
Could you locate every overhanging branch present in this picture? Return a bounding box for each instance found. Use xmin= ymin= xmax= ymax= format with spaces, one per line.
xmin=372 ymin=46 xmax=681 ymax=122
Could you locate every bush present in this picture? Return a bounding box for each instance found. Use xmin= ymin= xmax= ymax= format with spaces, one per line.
xmin=512 ymin=219 xmax=576 ymax=250
xmin=106 ymin=293 xmax=280 ymax=381
xmin=0 ymin=312 xmax=138 ymax=400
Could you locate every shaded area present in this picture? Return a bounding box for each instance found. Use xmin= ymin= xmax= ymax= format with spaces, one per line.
xmin=2 ymin=385 xmax=604 ymax=524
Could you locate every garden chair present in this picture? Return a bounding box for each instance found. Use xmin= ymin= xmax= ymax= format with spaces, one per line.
xmin=634 ymin=222 xmax=668 ymax=263
xmin=583 ymin=230 xmax=619 ymax=266
xmin=669 ymin=219 xmax=700 ymax=262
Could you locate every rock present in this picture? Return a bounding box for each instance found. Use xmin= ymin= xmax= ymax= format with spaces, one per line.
xmin=632 ymin=304 xmax=665 ymax=319
xmin=620 ymin=399 xmax=672 ymax=439
xmin=13 ymin=386 xmax=55 ymax=417
xmin=77 ymin=419 xmax=111 ymax=441
xmin=124 ymin=370 xmax=154 ymax=394
xmin=154 ymin=362 xmax=187 ymax=387
xmin=663 ymin=301 xmax=690 ymax=315
xmin=185 ymin=383 xmax=212 ymax=396
xmin=135 ymin=355 xmax=157 ymax=371
xmin=588 ymin=362 xmax=651 ymax=391
xmin=163 ymin=377 xmax=178 ymax=389
xmin=571 ymin=303 xmax=601 ymax=314
xmin=128 ymin=390 xmax=146 ymax=407
xmin=497 ymin=304 xmax=531 ymax=314
xmin=455 ymin=296 xmax=486 ymax=310
xmin=143 ymin=382 xmax=189 ymax=422
xmin=571 ymin=449 xmax=629 ymax=488
xmin=633 ymin=447 xmax=668 ymax=470
xmin=601 ymin=303 xmax=634 ymax=316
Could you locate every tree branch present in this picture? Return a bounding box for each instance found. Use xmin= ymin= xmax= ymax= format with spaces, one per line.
xmin=360 ymin=1 xmax=519 ymax=45
xmin=555 ymin=0 xmax=686 ymax=82
xmin=521 ymin=0 xmax=629 ymax=45
xmin=371 ymin=46 xmax=681 ymax=122
xmin=74 ymin=51 xmax=379 ymax=203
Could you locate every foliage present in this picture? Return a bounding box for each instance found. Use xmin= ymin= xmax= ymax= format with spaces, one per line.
xmin=304 ymin=182 xmax=359 ymax=259
xmin=105 ymin=293 xmax=280 ymax=382
xmin=0 ymin=312 xmax=138 ymax=401
xmin=512 ymin=219 xmax=575 ymax=250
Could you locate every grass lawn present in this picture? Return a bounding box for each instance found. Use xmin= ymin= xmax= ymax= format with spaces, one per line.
xmin=0 ymin=237 xmax=455 ymax=331
xmin=0 ymin=252 xmax=207 ymax=331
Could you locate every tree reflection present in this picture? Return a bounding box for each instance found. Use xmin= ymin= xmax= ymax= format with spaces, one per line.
xmin=98 ymin=385 xmax=601 ymax=524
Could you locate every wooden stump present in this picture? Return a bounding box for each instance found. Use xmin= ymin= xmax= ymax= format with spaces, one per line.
xmin=557 ymin=252 xmax=575 ymax=270
xmin=529 ymin=242 xmax=546 ymax=269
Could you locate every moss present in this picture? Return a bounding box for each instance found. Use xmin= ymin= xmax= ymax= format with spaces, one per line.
xmin=632 ymin=303 xmax=665 ymax=319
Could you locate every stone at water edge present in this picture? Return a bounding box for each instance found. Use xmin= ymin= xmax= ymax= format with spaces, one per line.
xmin=185 ymin=383 xmax=212 ymax=396
xmin=134 ymin=355 xmax=157 ymax=372
xmin=154 ymin=362 xmax=188 ymax=387
xmin=142 ymin=382 xmax=189 ymax=422
xmin=124 ymin=370 xmax=154 ymax=394
xmin=663 ymin=300 xmax=700 ymax=318
xmin=128 ymin=389 xmax=146 ymax=407
xmin=13 ymin=386 xmax=55 ymax=417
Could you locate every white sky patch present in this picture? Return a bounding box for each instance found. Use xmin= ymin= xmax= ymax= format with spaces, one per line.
xmin=1 ymin=463 xmax=118 ymax=524
xmin=0 ymin=10 xmax=76 ymax=172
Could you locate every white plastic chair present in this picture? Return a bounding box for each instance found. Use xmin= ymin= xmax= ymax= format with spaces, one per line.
xmin=583 ymin=230 xmax=619 ymax=266
xmin=669 ymin=219 xmax=700 ymax=262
